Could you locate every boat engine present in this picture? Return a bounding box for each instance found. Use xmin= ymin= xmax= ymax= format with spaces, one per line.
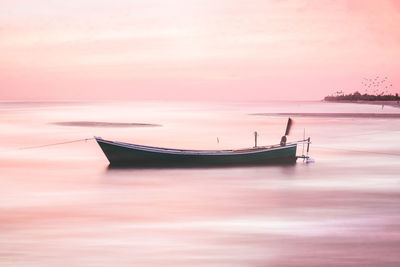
xmin=280 ymin=118 xmax=292 ymax=146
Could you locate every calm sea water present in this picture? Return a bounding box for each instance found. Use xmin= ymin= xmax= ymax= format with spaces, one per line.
xmin=1 ymin=101 xmax=400 ymax=266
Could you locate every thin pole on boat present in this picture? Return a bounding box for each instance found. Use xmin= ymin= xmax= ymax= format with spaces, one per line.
xmin=302 ymin=129 xmax=305 ymax=156
xmin=254 ymin=131 xmax=258 ymax=147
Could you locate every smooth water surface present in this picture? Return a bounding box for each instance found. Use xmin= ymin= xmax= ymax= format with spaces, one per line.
xmin=1 ymin=101 xmax=400 ymax=266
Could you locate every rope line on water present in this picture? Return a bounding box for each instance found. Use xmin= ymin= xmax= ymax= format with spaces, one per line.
xmin=312 ymin=145 xmax=400 ymax=157
xmin=18 ymin=136 xmax=400 ymax=158
xmin=20 ymin=138 xmax=94 ymax=150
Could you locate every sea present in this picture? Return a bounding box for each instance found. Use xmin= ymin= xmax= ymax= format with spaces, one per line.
xmin=1 ymin=101 xmax=400 ymax=266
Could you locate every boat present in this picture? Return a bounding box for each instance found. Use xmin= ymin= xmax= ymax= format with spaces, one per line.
xmin=95 ymin=118 xmax=311 ymax=167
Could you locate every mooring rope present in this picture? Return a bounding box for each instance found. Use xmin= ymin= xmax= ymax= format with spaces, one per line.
xmin=18 ymin=135 xmax=400 ymax=158
xmin=312 ymin=145 xmax=400 ymax=157
xmin=20 ymin=138 xmax=94 ymax=150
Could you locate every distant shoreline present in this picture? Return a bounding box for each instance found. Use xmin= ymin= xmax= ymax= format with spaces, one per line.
xmin=323 ymin=100 xmax=400 ymax=109
xmin=251 ymin=112 xmax=400 ymax=118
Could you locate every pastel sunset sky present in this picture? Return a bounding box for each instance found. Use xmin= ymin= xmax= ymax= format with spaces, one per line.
xmin=1 ymin=0 xmax=399 ymax=101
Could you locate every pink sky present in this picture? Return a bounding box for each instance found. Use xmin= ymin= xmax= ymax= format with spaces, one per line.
xmin=0 ymin=0 xmax=399 ymax=101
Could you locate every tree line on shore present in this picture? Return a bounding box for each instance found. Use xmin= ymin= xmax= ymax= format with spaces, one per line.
xmin=324 ymin=91 xmax=399 ymax=102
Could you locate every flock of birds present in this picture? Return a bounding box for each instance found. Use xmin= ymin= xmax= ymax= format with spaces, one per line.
xmin=334 ymin=76 xmax=394 ymax=96
xmin=361 ymin=75 xmax=393 ymax=95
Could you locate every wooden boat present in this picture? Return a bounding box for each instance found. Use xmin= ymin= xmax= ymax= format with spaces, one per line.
xmin=95 ymin=118 xmax=311 ymax=167
xmin=95 ymin=137 xmax=300 ymax=167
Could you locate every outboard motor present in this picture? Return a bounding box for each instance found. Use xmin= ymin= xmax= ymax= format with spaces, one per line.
xmin=280 ymin=118 xmax=292 ymax=146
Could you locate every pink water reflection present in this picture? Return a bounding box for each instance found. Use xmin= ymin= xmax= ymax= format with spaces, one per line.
xmin=1 ymin=101 xmax=400 ymax=266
